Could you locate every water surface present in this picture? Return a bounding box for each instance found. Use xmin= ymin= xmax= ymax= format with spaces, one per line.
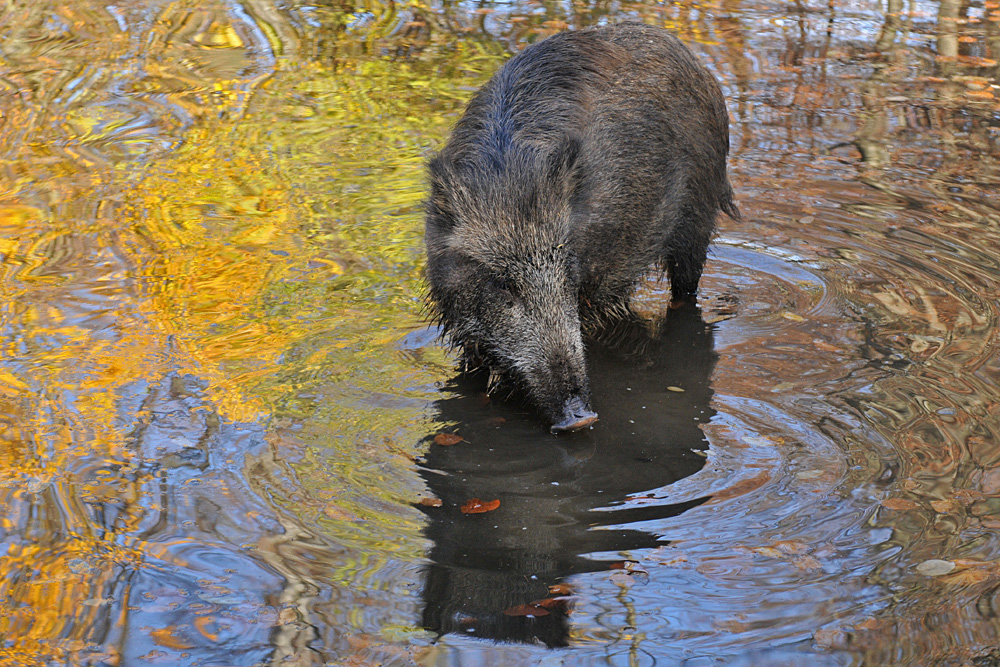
xmin=1 ymin=0 xmax=999 ymax=665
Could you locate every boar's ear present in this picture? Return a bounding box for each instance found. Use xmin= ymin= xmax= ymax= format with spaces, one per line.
xmin=427 ymin=157 xmax=457 ymax=231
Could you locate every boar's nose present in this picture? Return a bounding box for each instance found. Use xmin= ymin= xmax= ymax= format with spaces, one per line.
xmin=550 ymin=396 xmax=598 ymax=433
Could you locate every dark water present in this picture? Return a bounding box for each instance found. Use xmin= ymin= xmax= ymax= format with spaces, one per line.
xmin=1 ymin=1 xmax=999 ymax=665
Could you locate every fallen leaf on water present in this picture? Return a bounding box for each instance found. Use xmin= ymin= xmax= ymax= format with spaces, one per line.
xmin=548 ymin=583 xmax=573 ymax=595
xmin=503 ymin=603 xmax=550 ymax=617
xmin=529 ymin=596 xmax=571 ymax=612
xmin=418 ymin=497 xmax=443 ymax=507
xmin=609 ymin=560 xmax=642 ymax=571
xmin=434 ymin=433 xmax=463 ymax=446
xmin=931 ymin=499 xmax=959 ymax=513
xmin=782 ymin=312 xmax=806 ymax=322
xmin=666 ymin=386 xmax=685 ymax=392
xmin=461 ymin=498 xmax=500 ymax=514
xmin=881 ymin=498 xmax=920 ymax=511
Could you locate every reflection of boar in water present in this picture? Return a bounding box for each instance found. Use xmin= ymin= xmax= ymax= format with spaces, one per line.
xmin=425 ymin=22 xmax=738 ymax=433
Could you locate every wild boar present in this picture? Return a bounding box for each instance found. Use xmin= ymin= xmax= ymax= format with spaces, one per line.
xmin=425 ymin=22 xmax=738 ymax=433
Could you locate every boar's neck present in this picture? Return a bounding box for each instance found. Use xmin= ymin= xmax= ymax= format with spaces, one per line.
xmin=443 ymin=31 xmax=627 ymax=177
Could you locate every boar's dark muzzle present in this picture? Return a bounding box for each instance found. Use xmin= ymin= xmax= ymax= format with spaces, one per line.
xmin=550 ymin=396 xmax=598 ymax=433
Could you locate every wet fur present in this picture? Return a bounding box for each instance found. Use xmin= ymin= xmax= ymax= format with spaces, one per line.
xmin=425 ymin=23 xmax=738 ymax=426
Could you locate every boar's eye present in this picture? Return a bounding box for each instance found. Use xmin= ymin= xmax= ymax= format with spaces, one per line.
xmin=489 ymin=274 xmax=518 ymax=306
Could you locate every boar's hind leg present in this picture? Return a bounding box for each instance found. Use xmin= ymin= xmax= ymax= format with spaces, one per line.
xmin=667 ymin=250 xmax=706 ymax=302
xmin=665 ymin=215 xmax=714 ymax=303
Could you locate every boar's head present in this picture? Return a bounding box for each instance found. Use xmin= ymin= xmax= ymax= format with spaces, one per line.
xmin=425 ymin=145 xmax=597 ymax=433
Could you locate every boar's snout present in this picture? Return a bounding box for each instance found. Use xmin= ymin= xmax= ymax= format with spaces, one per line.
xmin=550 ymin=396 xmax=598 ymax=433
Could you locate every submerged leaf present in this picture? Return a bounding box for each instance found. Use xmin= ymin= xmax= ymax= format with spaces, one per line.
xmin=529 ymin=596 xmax=572 ymax=613
xmin=503 ymin=603 xmax=550 ymax=617
xmin=916 ymin=559 xmax=956 ymax=576
xmin=460 ymin=498 xmax=500 ymax=514
xmin=881 ymin=498 xmax=920 ymax=511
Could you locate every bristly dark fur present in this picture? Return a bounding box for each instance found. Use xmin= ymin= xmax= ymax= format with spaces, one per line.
xmin=424 ymin=22 xmax=739 ymax=428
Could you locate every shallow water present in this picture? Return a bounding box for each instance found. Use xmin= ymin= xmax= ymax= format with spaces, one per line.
xmin=1 ymin=1 xmax=999 ymax=665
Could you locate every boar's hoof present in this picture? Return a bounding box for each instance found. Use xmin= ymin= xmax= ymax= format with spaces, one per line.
xmin=550 ymin=397 xmax=598 ymax=433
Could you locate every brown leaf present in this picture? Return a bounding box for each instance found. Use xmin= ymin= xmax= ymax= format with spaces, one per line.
xmin=931 ymin=499 xmax=959 ymax=513
xmin=503 ymin=603 xmax=550 ymax=617
xmin=881 ymin=498 xmax=920 ymax=510
xmin=548 ymin=583 xmax=573 ymax=595
xmin=460 ymin=498 xmax=500 ymax=514
xmin=608 ymin=560 xmax=649 ymax=578
xmin=418 ymin=497 xmax=443 ymax=507
xmin=434 ymin=433 xmax=463 ymax=446
xmin=609 ymin=560 xmax=639 ymax=570
xmin=529 ymin=596 xmax=571 ymax=612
